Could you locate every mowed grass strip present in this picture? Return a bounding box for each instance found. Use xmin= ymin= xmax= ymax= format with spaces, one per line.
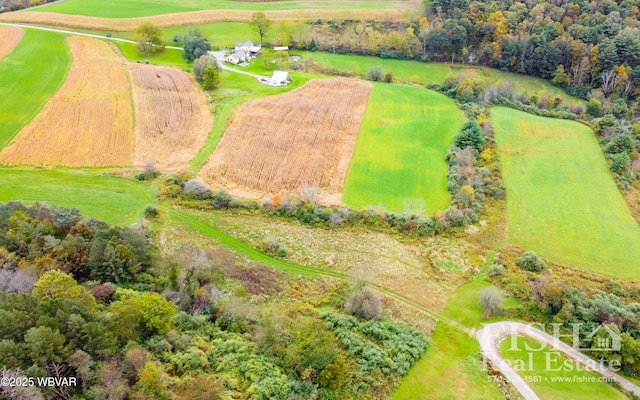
xmin=0 ymin=27 xmax=24 ymax=61
xmin=500 ymin=336 xmax=628 ymax=400
xmin=0 ymin=36 xmax=135 ymax=167
xmin=36 ymin=0 xmax=409 ymax=18
xmin=343 ymin=84 xmax=465 ymax=214
xmin=492 ymin=107 xmax=640 ymax=279
xmin=0 ymin=29 xmax=71 ymax=150
xmin=0 ymin=169 xmax=153 ymax=225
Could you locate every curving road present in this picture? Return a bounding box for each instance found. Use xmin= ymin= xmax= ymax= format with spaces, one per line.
xmin=477 ymin=321 xmax=640 ymax=400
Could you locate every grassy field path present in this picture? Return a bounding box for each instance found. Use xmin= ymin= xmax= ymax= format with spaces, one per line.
xmin=492 ymin=107 xmax=640 ymax=280
xmin=343 ymin=84 xmax=465 ymax=213
xmin=0 ymin=29 xmax=71 ymax=150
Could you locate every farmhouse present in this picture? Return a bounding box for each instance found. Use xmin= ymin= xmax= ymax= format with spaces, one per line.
xmin=226 ymin=50 xmax=250 ymax=65
xmin=235 ymin=40 xmax=261 ymax=57
xmin=268 ymin=70 xmax=291 ymax=86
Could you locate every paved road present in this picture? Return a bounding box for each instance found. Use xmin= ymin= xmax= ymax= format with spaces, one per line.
xmin=0 ymin=22 xmax=269 ymax=82
xmin=477 ymin=321 xmax=640 ymax=400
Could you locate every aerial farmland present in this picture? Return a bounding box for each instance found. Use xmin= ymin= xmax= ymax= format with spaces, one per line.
xmin=0 ymin=1 xmax=639 ymax=399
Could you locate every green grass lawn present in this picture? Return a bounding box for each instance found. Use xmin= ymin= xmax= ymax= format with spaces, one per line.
xmin=342 ymin=84 xmax=465 ymax=214
xmin=0 ymin=169 xmax=154 ymax=225
xmin=305 ymin=51 xmax=581 ymax=106
xmin=492 ymin=107 xmax=640 ymax=279
xmin=500 ymin=336 xmax=628 ymax=400
xmin=36 ymin=0 xmax=407 ymax=17
xmin=112 ymin=42 xmax=191 ymax=69
xmin=0 ymin=29 xmax=71 ymax=150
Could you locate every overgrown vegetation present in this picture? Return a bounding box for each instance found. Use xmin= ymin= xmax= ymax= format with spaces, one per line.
xmin=0 ymin=202 xmax=427 ymax=399
xmin=489 ymin=246 xmax=640 ymax=378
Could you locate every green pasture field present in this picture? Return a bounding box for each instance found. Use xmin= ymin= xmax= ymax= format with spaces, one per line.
xmin=0 ymin=29 xmax=71 ymax=150
xmin=304 ymin=51 xmax=581 ymax=106
xmin=0 ymin=169 xmax=154 ymax=225
xmin=35 ymin=0 xmax=408 ymax=18
xmin=492 ymin=107 xmax=640 ymax=279
xmin=500 ymin=336 xmax=628 ymax=400
xmin=342 ymin=83 xmax=465 ymax=214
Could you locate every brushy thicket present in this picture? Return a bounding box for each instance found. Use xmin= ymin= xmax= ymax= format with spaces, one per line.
xmin=160 ymin=174 xmax=438 ymax=237
xmin=0 ymin=202 xmax=429 ymax=400
xmin=490 ymin=248 xmax=640 ymax=379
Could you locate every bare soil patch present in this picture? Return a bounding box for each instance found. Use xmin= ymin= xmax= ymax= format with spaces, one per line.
xmin=200 ymin=78 xmax=372 ymax=203
xmin=0 ymin=27 xmax=24 ymax=61
xmin=0 ymin=36 xmax=134 ymax=167
xmin=129 ymin=63 xmax=212 ymax=170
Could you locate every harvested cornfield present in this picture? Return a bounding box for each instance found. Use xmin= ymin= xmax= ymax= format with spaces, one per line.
xmin=0 ymin=27 xmax=24 ymax=61
xmin=200 ymin=79 xmax=373 ymax=202
xmin=129 ymin=63 xmax=212 ymax=169
xmin=0 ymin=36 xmax=134 ymax=167
xmin=0 ymin=9 xmax=407 ymax=31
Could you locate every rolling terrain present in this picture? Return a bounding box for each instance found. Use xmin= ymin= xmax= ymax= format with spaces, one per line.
xmin=343 ymin=84 xmax=465 ymax=213
xmin=492 ymin=107 xmax=640 ymax=279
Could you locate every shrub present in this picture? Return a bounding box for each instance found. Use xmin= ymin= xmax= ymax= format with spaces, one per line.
xmin=479 ymin=287 xmax=504 ymax=318
xmin=383 ymin=71 xmax=394 ymax=83
xmin=258 ymin=237 xmax=288 ymax=258
xmin=488 ymin=264 xmax=504 ymax=277
xmin=210 ymin=190 xmax=232 ymax=209
xmin=605 ymin=134 xmax=633 ymax=155
xmin=517 ymin=251 xmax=546 ymax=272
xmin=91 ymin=284 xmax=116 ymax=303
xmin=610 ymin=152 xmax=631 ymax=174
xmin=144 ymin=206 xmax=159 ymax=219
xmin=368 ymin=66 xmax=383 ymax=81
xmin=345 ymin=287 xmax=382 ymax=320
xmin=183 ymin=179 xmax=211 ymax=199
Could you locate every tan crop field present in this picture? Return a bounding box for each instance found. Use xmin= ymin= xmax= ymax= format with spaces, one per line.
xmin=200 ymin=79 xmax=373 ymax=202
xmin=129 ymin=63 xmax=212 ymax=169
xmin=0 ymin=10 xmax=407 ymax=31
xmin=0 ymin=27 xmax=24 ymax=61
xmin=0 ymin=36 xmax=134 ymax=167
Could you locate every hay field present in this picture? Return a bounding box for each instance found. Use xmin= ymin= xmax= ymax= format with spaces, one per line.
xmin=0 ymin=37 xmax=134 ymax=167
xmin=129 ymin=64 xmax=212 ymax=169
xmin=0 ymin=9 xmax=407 ymax=31
xmin=200 ymin=79 xmax=373 ymax=202
xmin=492 ymin=107 xmax=640 ymax=279
xmin=0 ymin=27 xmax=24 ymax=61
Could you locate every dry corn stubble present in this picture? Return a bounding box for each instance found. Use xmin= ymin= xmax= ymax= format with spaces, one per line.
xmin=0 ymin=27 xmax=25 ymax=62
xmin=200 ymin=78 xmax=373 ymax=203
xmin=129 ymin=63 xmax=213 ymax=170
xmin=0 ymin=36 xmax=134 ymax=167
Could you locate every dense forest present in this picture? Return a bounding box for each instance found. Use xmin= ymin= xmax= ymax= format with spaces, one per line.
xmin=0 ymin=202 xmax=427 ymax=400
xmin=301 ymin=0 xmax=640 ymax=104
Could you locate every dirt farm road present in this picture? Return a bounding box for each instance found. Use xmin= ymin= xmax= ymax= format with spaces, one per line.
xmin=477 ymin=321 xmax=640 ymax=400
